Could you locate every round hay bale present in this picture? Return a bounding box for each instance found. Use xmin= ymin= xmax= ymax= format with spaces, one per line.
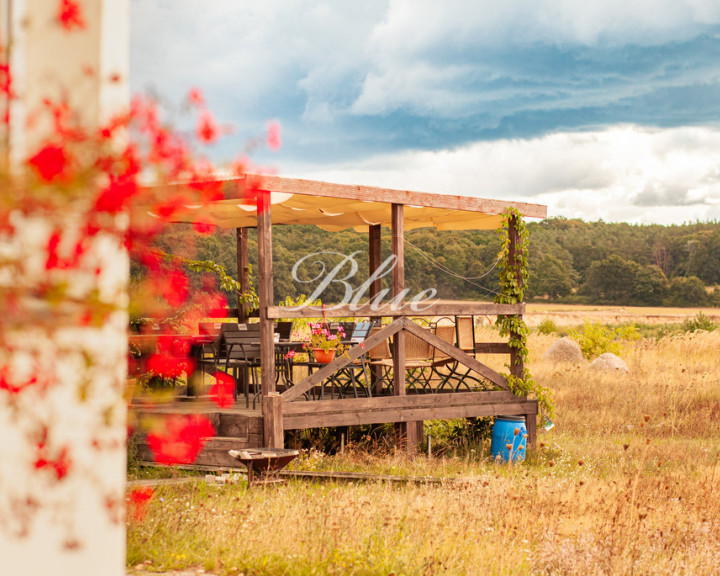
xmin=543 ymin=337 xmax=584 ymax=363
xmin=590 ymin=352 xmax=629 ymax=372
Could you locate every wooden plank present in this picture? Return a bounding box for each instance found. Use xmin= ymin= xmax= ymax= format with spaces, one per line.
xmin=402 ymin=319 xmax=509 ymax=390
xmin=525 ymin=411 xmax=537 ymax=448
xmin=266 ymin=302 xmax=525 ymax=319
xmin=280 ymin=319 xmax=406 ymax=402
xmin=284 ymin=400 xmax=538 ymax=429
xmin=283 ymin=390 xmax=519 ymax=415
xmin=236 ymin=227 xmax=249 ymax=323
xmin=263 ymin=393 xmax=284 ymax=449
xmin=257 ymin=192 xmax=275 ymax=396
xmin=246 ymin=174 xmax=548 ymax=219
xmin=475 ymin=342 xmax=512 ymax=354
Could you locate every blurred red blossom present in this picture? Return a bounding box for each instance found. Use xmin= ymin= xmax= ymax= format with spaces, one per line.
xmin=146 ymin=415 xmax=215 ymax=465
xmin=128 ymin=487 xmax=154 ymax=521
xmin=209 ymin=371 xmax=235 ymax=408
xmin=187 ymin=87 xmax=204 ymax=107
xmin=196 ymin=110 xmax=219 ymax=144
xmin=34 ymin=445 xmax=72 ymax=481
xmin=28 ymin=143 xmax=73 ymax=183
xmin=267 ymin=120 xmax=282 ymax=150
xmin=57 ymin=0 xmax=85 ymax=31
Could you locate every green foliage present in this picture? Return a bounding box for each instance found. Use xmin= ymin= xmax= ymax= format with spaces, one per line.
xmin=495 ymin=208 xmax=554 ymax=419
xmin=568 ymin=321 xmax=641 ymax=360
xmin=664 ymin=276 xmax=709 ymax=307
xmin=536 ymin=318 xmax=559 ymax=335
xmin=680 ymin=312 xmax=718 ymax=333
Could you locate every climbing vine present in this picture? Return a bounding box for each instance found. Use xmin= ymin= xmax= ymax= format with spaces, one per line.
xmin=495 ymin=208 xmax=555 ymax=419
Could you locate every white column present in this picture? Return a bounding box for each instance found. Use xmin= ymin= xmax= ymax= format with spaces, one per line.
xmin=0 ymin=2 xmax=129 ymax=575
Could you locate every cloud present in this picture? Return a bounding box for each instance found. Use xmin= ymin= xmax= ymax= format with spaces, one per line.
xmin=130 ymin=1 xmax=720 ymax=223
xmin=285 ymin=125 xmax=720 ymax=224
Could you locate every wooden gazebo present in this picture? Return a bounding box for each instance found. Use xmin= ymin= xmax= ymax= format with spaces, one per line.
xmin=154 ymin=174 xmax=547 ymax=459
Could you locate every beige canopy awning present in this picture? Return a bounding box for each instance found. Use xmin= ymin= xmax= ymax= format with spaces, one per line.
xmin=167 ymin=174 xmax=547 ymax=231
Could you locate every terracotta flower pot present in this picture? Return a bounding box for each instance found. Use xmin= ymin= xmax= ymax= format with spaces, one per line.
xmin=313 ymin=348 xmax=336 ymax=364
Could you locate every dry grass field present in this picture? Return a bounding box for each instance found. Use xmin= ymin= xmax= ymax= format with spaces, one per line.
xmin=127 ymin=312 xmax=720 ymax=575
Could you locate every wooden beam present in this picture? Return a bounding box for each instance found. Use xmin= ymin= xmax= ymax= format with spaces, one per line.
xmin=236 ymin=227 xmax=249 ymax=323
xmin=266 ymin=302 xmax=525 ymax=319
xmin=243 ymin=174 xmax=547 ymax=219
xmin=282 ymin=393 xmax=538 ymax=430
xmin=283 ymin=390 xmax=522 ymax=414
xmin=257 ymin=192 xmax=275 ymax=397
xmin=475 ymin=342 xmax=513 ymax=354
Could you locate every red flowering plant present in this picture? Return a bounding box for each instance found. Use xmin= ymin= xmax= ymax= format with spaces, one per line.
xmin=0 ymin=0 xmax=280 ymax=544
xmin=303 ymin=322 xmax=348 ymax=354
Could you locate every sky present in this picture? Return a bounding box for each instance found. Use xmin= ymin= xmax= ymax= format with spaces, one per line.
xmin=130 ymin=0 xmax=720 ymax=225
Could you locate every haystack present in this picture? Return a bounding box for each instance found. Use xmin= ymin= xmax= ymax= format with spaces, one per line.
xmin=543 ymin=337 xmax=584 ymax=363
xmin=590 ymin=352 xmax=629 ymax=372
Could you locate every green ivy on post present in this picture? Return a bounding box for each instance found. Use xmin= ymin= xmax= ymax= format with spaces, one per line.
xmin=495 ymin=208 xmax=555 ymax=419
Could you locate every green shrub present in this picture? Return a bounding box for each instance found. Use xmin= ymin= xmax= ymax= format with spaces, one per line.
xmin=680 ymin=312 xmax=717 ymax=333
xmin=568 ymin=321 xmax=640 ymax=360
xmin=536 ymin=318 xmax=558 ymax=335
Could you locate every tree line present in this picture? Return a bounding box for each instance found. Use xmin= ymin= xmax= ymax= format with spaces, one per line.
xmin=141 ymin=218 xmax=720 ymax=309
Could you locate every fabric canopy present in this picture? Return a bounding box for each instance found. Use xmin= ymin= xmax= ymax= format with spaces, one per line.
xmin=171 ymin=192 xmax=505 ymax=232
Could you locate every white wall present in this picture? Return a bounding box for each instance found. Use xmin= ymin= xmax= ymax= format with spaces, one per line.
xmin=0 ymin=1 xmax=129 ymax=575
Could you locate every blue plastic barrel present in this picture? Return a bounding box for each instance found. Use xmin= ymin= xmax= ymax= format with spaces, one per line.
xmin=491 ymin=416 xmax=528 ymax=462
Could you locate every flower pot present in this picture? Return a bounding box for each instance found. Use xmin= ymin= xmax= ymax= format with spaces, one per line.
xmin=313 ymin=348 xmax=336 ymax=364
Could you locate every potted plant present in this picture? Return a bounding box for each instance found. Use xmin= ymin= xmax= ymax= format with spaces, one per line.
xmin=303 ymin=322 xmax=347 ymax=363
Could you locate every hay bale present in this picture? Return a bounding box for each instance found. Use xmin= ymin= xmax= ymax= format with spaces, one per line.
xmin=543 ymin=337 xmax=584 ymax=363
xmin=590 ymin=352 xmax=629 ymax=372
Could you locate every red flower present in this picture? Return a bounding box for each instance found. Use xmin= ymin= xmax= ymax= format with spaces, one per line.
xmin=187 ymin=87 xmax=204 ymax=107
xmin=267 ymin=120 xmax=282 ymax=150
xmin=165 ymin=269 xmax=188 ymax=307
xmin=128 ymin=487 xmax=154 ymax=521
xmin=57 ymin=0 xmax=86 ymax=31
xmin=146 ymin=351 xmax=194 ymax=379
xmin=27 ymin=144 xmax=73 ymax=183
xmin=196 ymin=110 xmax=219 ymax=144
xmin=193 ymin=221 xmax=215 ymax=235
xmin=209 ymin=371 xmax=235 ymax=408
xmin=34 ymin=445 xmax=72 ymax=481
xmin=0 ymin=365 xmax=41 ymax=395
xmin=146 ymin=415 xmax=215 ymax=465
xmin=94 ymin=175 xmax=138 ymax=214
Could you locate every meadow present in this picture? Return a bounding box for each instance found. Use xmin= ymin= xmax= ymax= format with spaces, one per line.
xmin=127 ymin=311 xmax=720 ymax=575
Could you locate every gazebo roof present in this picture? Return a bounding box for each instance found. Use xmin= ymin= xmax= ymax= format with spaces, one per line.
xmin=170 ymin=174 xmax=547 ymax=231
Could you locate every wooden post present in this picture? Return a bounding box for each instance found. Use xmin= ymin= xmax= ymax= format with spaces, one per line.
xmin=263 ymin=393 xmax=284 ymax=449
xmin=369 ymin=224 xmax=382 ymax=300
xmin=368 ymin=224 xmax=384 ymax=395
xmin=257 ymin=191 xmax=278 ymax=446
xmin=508 ymin=214 xmax=523 ymax=380
xmin=236 ymin=227 xmax=249 ymax=323
xmin=391 ymin=204 xmax=419 ymax=453
xmin=508 ymin=214 xmax=536 ymax=448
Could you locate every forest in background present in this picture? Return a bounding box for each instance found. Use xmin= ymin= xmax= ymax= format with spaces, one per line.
xmin=139 ymin=218 xmax=720 ymax=309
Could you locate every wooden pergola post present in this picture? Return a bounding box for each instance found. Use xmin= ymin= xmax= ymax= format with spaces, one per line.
xmin=391 ymin=204 xmax=420 ymax=453
xmin=257 ymin=191 xmax=283 ymax=448
xmin=236 ymin=227 xmax=249 ymax=323
xmin=368 ymin=224 xmax=384 ymax=395
xmin=508 ymin=214 xmax=537 ymax=446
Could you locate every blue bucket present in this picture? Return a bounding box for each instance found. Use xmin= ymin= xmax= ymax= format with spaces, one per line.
xmin=491 ymin=416 xmax=528 ymax=462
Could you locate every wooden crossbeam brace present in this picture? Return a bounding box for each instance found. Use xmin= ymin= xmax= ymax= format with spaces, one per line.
xmin=400 ymin=318 xmax=510 ymax=391
xmin=280 ymin=318 xmax=405 ymax=403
